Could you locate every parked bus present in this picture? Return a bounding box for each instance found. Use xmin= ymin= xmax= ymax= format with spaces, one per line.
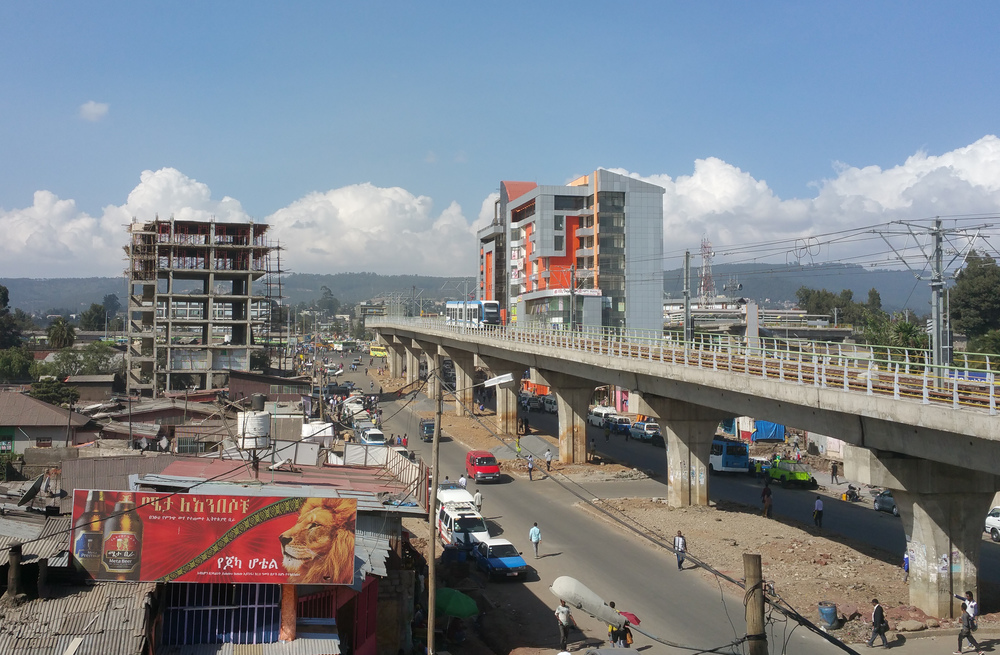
xmin=709 ymin=437 xmax=750 ymax=474
xmin=445 ymin=300 xmax=501 ymax=328
xmin=369 ymin=345 xmax=388 ymax=358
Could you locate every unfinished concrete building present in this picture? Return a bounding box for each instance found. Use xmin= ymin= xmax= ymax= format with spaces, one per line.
xmin=125 ymin=218 xmax=277 ymax=397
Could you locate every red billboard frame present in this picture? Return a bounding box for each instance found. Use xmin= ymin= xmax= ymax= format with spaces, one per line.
xmin=71 ymin=489 xmax=357 ymax=585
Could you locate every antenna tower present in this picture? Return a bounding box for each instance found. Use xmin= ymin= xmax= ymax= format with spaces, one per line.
xmin=698 ymin=237 xmax=716 ymax=307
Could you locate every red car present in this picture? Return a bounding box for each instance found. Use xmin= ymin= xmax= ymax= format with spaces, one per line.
xmin=466 ymin=450 xmax=501 ymax=483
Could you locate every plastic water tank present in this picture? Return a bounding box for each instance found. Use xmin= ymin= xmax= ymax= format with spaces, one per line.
xmin=240 ymin=411 xmax=271 ymax=437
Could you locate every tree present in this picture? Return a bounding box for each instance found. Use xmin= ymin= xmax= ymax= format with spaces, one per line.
xmin=316 ymin=286 xmax=340 ymax=316
xmin=102 ymin=294 xmax=121 ymax=317
xmin=79 ymin=303 xmax=106 ymax=331
xmin=47 ymin=317 xmax=76 ymax=348
xmin=951 ymin=251 xmax=1000 ymax=339
xmin=0 ymin=346 xmax=32 ymax=382
xmin=969 ymin=329 xmax=1000 ymax=359
xmin=866 ymin=288 xmax=882 ymax=311
xmin=0 ymin=284 xmax=22 ymax=349
xmin=29 ymin=378 xmax=80 ymax=406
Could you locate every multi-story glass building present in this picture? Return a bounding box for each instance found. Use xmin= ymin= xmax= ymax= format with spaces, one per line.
xmin=477 ymin=169 xmax=664 ymax=332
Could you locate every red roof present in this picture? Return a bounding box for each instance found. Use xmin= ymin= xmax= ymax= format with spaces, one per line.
xmin=502 ymin=181 xmax=537 ymax=204
xmin=158 ymin=457 xmax=410 ymax=496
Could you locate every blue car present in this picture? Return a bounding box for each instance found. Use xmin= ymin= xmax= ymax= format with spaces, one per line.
xmin=473 ymin=538 xmax=529 ymax=581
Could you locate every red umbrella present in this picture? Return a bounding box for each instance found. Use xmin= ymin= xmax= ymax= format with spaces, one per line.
xmin=618 ymin=611 xmax=640 ymax=626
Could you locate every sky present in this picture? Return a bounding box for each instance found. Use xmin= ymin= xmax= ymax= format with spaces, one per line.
xmin=2 ymin=3 xmax=1000 ymax=280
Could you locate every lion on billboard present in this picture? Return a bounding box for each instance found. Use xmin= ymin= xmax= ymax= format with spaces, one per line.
xmin=279 ymin=498 xmax=356 ymax=584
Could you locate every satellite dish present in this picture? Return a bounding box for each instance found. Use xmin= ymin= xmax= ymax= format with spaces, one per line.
xmin=17 ymin=474 xmax=45 ymax=507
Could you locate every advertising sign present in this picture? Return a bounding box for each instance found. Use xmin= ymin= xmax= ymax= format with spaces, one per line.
xmin=71 ymin=489 xmax=357 ymax=585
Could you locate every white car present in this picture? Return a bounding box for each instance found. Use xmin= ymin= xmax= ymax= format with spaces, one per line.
xmin=985 ymin=506 xmax=1000 ymax=541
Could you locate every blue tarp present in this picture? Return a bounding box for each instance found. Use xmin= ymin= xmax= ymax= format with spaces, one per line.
xmin=753 ymin=420 xmax=785 ymax=441
xmin=720 ymin=418 xmax=736 ymax=435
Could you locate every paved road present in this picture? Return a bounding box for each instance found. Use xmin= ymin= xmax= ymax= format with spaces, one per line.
xmin=326 ymin=361 xmax=1000 ymax=654
xmin=518 ymin=406 xmax=1000 ymax=589
xmin=358 ymin=377 xmax=844 ymax=655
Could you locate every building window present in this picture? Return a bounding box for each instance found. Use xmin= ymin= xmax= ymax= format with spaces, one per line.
xmin=35 ymin=437 xmax=52 ymax=448
xmin=0 ymin=440 xmax=11 ymax=453
xmin=554 ymin=236 xmax=564 ymax=251
xmin=162 ymin=582 xmax=281 ymax=645
xmin=175 ymin=437 xmax=215 ymax=454
xmin=598 ymin=192 xmax=625 ymax=211
xmin=554 ymin=196 xmax=584 ymax=211
xmin=553 ymin=216 xmax=564 ymax=231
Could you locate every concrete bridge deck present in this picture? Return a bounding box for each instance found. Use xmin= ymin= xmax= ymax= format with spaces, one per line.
xmin=371 ymin=317 xmax=1000 ymax=618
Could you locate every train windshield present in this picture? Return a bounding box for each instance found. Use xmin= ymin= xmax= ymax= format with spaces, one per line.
xmin=482 ymin=302 xmax=501 ymax=323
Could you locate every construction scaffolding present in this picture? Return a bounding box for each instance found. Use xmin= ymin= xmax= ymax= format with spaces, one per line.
xmin=123 ymin=216 xmax=281 ymax=398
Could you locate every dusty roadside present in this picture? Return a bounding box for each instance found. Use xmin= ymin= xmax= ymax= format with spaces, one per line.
xmin=380 ymin=372 xmax=989 ymax=653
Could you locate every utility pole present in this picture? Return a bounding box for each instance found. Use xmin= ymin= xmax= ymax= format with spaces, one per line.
xmin=683 ymin=251 xmax=693 ymax=344
xmin=569 ymin=265 xmax=576 ymax=332
xmin=877 ymin=217 xmax=990 ymax=370
xmin=744 ymin=553 xmax=767 ymax=655
xmin=426 ymin=354 xmax=443 ymax=655
xmin=832 ymin=307 xmax=839 ymax=327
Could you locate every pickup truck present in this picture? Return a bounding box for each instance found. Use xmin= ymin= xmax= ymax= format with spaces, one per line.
xmin=628 ymin=421 xmax=660 ymax=441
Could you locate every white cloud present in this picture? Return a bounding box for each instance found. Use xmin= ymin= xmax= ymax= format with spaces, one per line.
xmin=267 ymin=183 xmax=478 ymax=275
xmin=607 ymin=134 xmax=1000 ymax=264
xmin=79 ymin=100 xmax=109 ymax=122
xmin=3 ymin=136 xmax=1000 ymax=279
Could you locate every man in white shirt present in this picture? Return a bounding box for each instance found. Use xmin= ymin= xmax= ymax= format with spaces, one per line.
xmin=674 ymin=530 xmax=687 ymax=570
xmin=458 ymin=474 xmax=467 ymax=489
xmin=544 ymin=448 xmax=553 ymax=471
xmin=955 ymin=590 xmax=978 ymax=618
xmin=473 ymin=489 xmax=483 ymax=513
xmin=813 ymin=496 xmax=824 ymax=528
xmin=555 ymin=600 xmax=574 ymax=651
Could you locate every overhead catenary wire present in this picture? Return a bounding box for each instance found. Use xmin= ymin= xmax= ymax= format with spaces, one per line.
xmin=436 ymin=382 xmax=861 ymax=655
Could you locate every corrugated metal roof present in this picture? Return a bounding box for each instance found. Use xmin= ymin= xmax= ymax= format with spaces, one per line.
xmin=65 ymin=375 xmax=116 ymax=383
xmin=0 ymin=391 xmax=90 ymax=427
xmin=0 ymin=582 xmax=154 ymax=655
xmin=100 ymin=421 xmax=162 ymax=437
xmin=0 ymin=515 xmax=71 ymax=562
xmin=60 ymin=454 xmax=183 ymax=513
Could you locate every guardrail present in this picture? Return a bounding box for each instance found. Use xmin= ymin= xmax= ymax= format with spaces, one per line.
xmin=371 ymin=317 xmax=998 ymax=416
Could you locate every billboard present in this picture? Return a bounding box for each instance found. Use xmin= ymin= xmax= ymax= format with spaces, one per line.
xmin=71 ymin=489 xmax=357 ymax=584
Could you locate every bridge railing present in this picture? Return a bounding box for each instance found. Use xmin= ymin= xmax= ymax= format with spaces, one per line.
xmin=371 ymin=317 xmax=998 ymax=415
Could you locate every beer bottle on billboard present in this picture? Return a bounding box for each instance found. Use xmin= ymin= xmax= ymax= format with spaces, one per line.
xmin=73 ymin=490 xmax=106 ymax=577
xmin=101 ymin=492 xmax=143 ymax=580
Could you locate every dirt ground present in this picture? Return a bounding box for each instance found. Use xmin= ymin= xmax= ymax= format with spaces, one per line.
xmin=381 ymin=372 xmax=987 ymax=654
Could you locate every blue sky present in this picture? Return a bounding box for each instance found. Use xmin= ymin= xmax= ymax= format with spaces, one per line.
xmin=2 ymin=2 xmax=1000 ymax=278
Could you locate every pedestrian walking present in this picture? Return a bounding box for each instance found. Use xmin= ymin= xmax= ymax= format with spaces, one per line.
xmin=555 ymin=600 xmax=575 ymax=651
xmin=813 ymin=495 xmax=824 ymax=528
xmin=473 ymin=489 xmax=482 ymax=513
xmin=529 ymin=522 xmax=541 ymax=558
xmin=673 ymin=530 xmax=687 ymax=570
xmin=831 ymin=461 xmax=839 ymax=485
xmin=956 ymin=602 xmax=983 ymax=654
xmin=604 ymin=424 xmax=611 ymax=441
xmin=527 ymin=455 xmax=534 ymax=481
xmin=867 ymin=599 xmax=888 ymax=648
xmin=902 ymin=551 xmax=909 ymax=583
xmin=955 ymin=591 xmax=978 ymax=618
xmin=458 ymin=474 xmax=467 ymax=489
xmin=761 ymin=482 xmax=773 ymax=518
xmin=515 ymin=438 xmax=522 ymax=456
xmin=589 ymin=438 xmax=596 ymax=462
xmin=545 ymin=448 xmax=553 ymax=471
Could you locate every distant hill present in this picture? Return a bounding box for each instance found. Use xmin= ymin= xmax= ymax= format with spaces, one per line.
xmin=3 ymin=265 xmax=931 ymax=315
xmin=0 ymin=272 xmax=476 ymax=314
xmin=664 ymin=263 xmax=930 ymax=313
